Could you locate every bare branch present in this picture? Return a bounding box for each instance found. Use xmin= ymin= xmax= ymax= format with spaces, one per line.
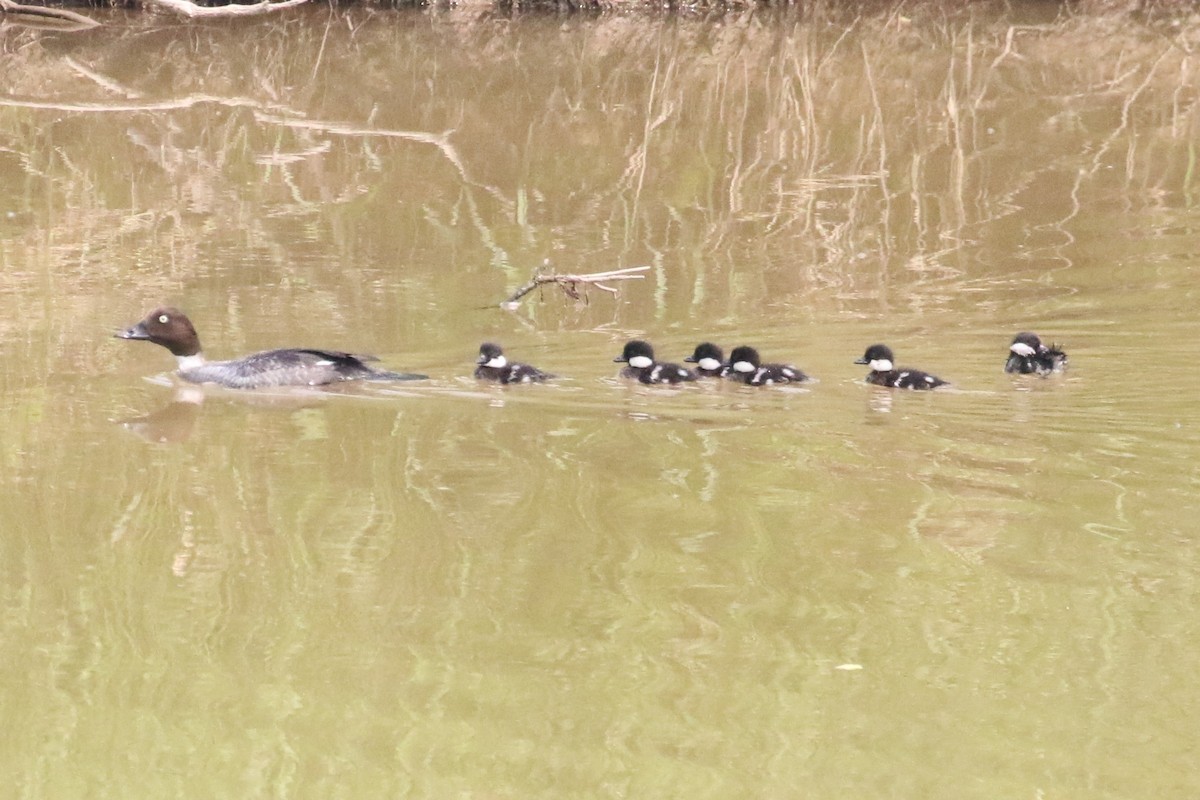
xmin=141 ymin=0 xmax=310 ymax=19
xmin=65 ymin=58 xmax=143 ymax=98
xmin=0 ymin=90 xmax=468 ymax=186
xmin=501 ymin=266 xmax=650 ymax=309
xmin=0 ymin=0 xmax=99 ymax=28
xmin=253 ymin=113 xmax=468 ymax=181
xmin=0 ymin=94 xmax=300 ymax=115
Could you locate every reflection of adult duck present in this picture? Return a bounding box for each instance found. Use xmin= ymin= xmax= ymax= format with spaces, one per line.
xmin=115 ymin=307 xmax=427 ymax=389
xmin=855 ymin=344 xmax=946 ymax=390
xmin=614 ymin=340 xmax=697 ymax=385
xmin=116 ymin=396 xmax=203 ymax=444
xmin=1005 ymin=332 xmax=1068 ymax=376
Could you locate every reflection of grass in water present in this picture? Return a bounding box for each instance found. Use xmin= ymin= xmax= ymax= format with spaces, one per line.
xmin=0 ymin=8 xmax=1197 ymax=321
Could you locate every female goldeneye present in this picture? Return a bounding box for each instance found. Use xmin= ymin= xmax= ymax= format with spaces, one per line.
xmin=854 ymin=343 xmax=946 ymax=389
xmin=1005 ymin=331 xmax=1068 ymax=375
xmin=474 ymin=342 xmax=553 ymax=384
xmin=115 ymin=307 xmax=427 ymax=389
xmin=614 ymin=340 xmax=697 ymax=384
xmin=725 ymin=345 xmax=809 ymax=386
xmin=683 ymin=342 xmax=728 ymax=378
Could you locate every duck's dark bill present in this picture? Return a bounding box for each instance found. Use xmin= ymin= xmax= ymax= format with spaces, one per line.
xmin=115 ymin=322 xmax=151 ymax=340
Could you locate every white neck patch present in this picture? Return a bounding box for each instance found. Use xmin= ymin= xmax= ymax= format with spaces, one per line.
xmin=628 ymin=355 xmax=653 ymax=369
xmin=177 ymin=353 xmax=206 ymax=371
xmin=1010 ymin=342 xmax=1036 ymax=357
xmin=485 ymin=354 xmax=508 ymax=368
xmin=868 ymin=358 xmax=893 ymax=372
xmin=733 ymin=360 xmax=755 ymax=373
xmin=698 ymin=357 xmax=722 ymax=372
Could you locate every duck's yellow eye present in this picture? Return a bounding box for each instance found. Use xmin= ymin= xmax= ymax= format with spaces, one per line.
xmin=158 ymin=314 xmax=169 ymax=324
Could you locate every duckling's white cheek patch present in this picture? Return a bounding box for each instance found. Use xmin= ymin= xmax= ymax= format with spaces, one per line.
xmin=628 ymin=355 xmax=653 ymax=369
xmin=485 ymin=355 xmax=507 ymax=368
xmin=1010 ymin=342 xmax=1037 ymax=357
xmin=869 ymin=359 xmax=893 ymax=372
xmin=733 ymin=361 xmax=755 ymax=373
xmin=698 ymin=358 xmax=722 ymax=372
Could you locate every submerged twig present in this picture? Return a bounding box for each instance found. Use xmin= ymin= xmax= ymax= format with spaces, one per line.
xmin=501 ymin=265 xmax=650 ymax=310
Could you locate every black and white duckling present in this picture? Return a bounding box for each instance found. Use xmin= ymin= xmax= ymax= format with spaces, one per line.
xmin=854 ymin=343 xmax=946 ymax=390
xmin=614 ymin=340 xmax=697 ymax=384
xmin=1005 ymin=331 xmax=1068 ymax=375
xmin=115 ymin=307 xmax=427 ymax=389
xmin=683 ymin=342 xmax=728 ymax=378
xmin=474 ymin=342 xmax=553 ymax=384
xmin=725 ymin=346 xmax=809 ymax=386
